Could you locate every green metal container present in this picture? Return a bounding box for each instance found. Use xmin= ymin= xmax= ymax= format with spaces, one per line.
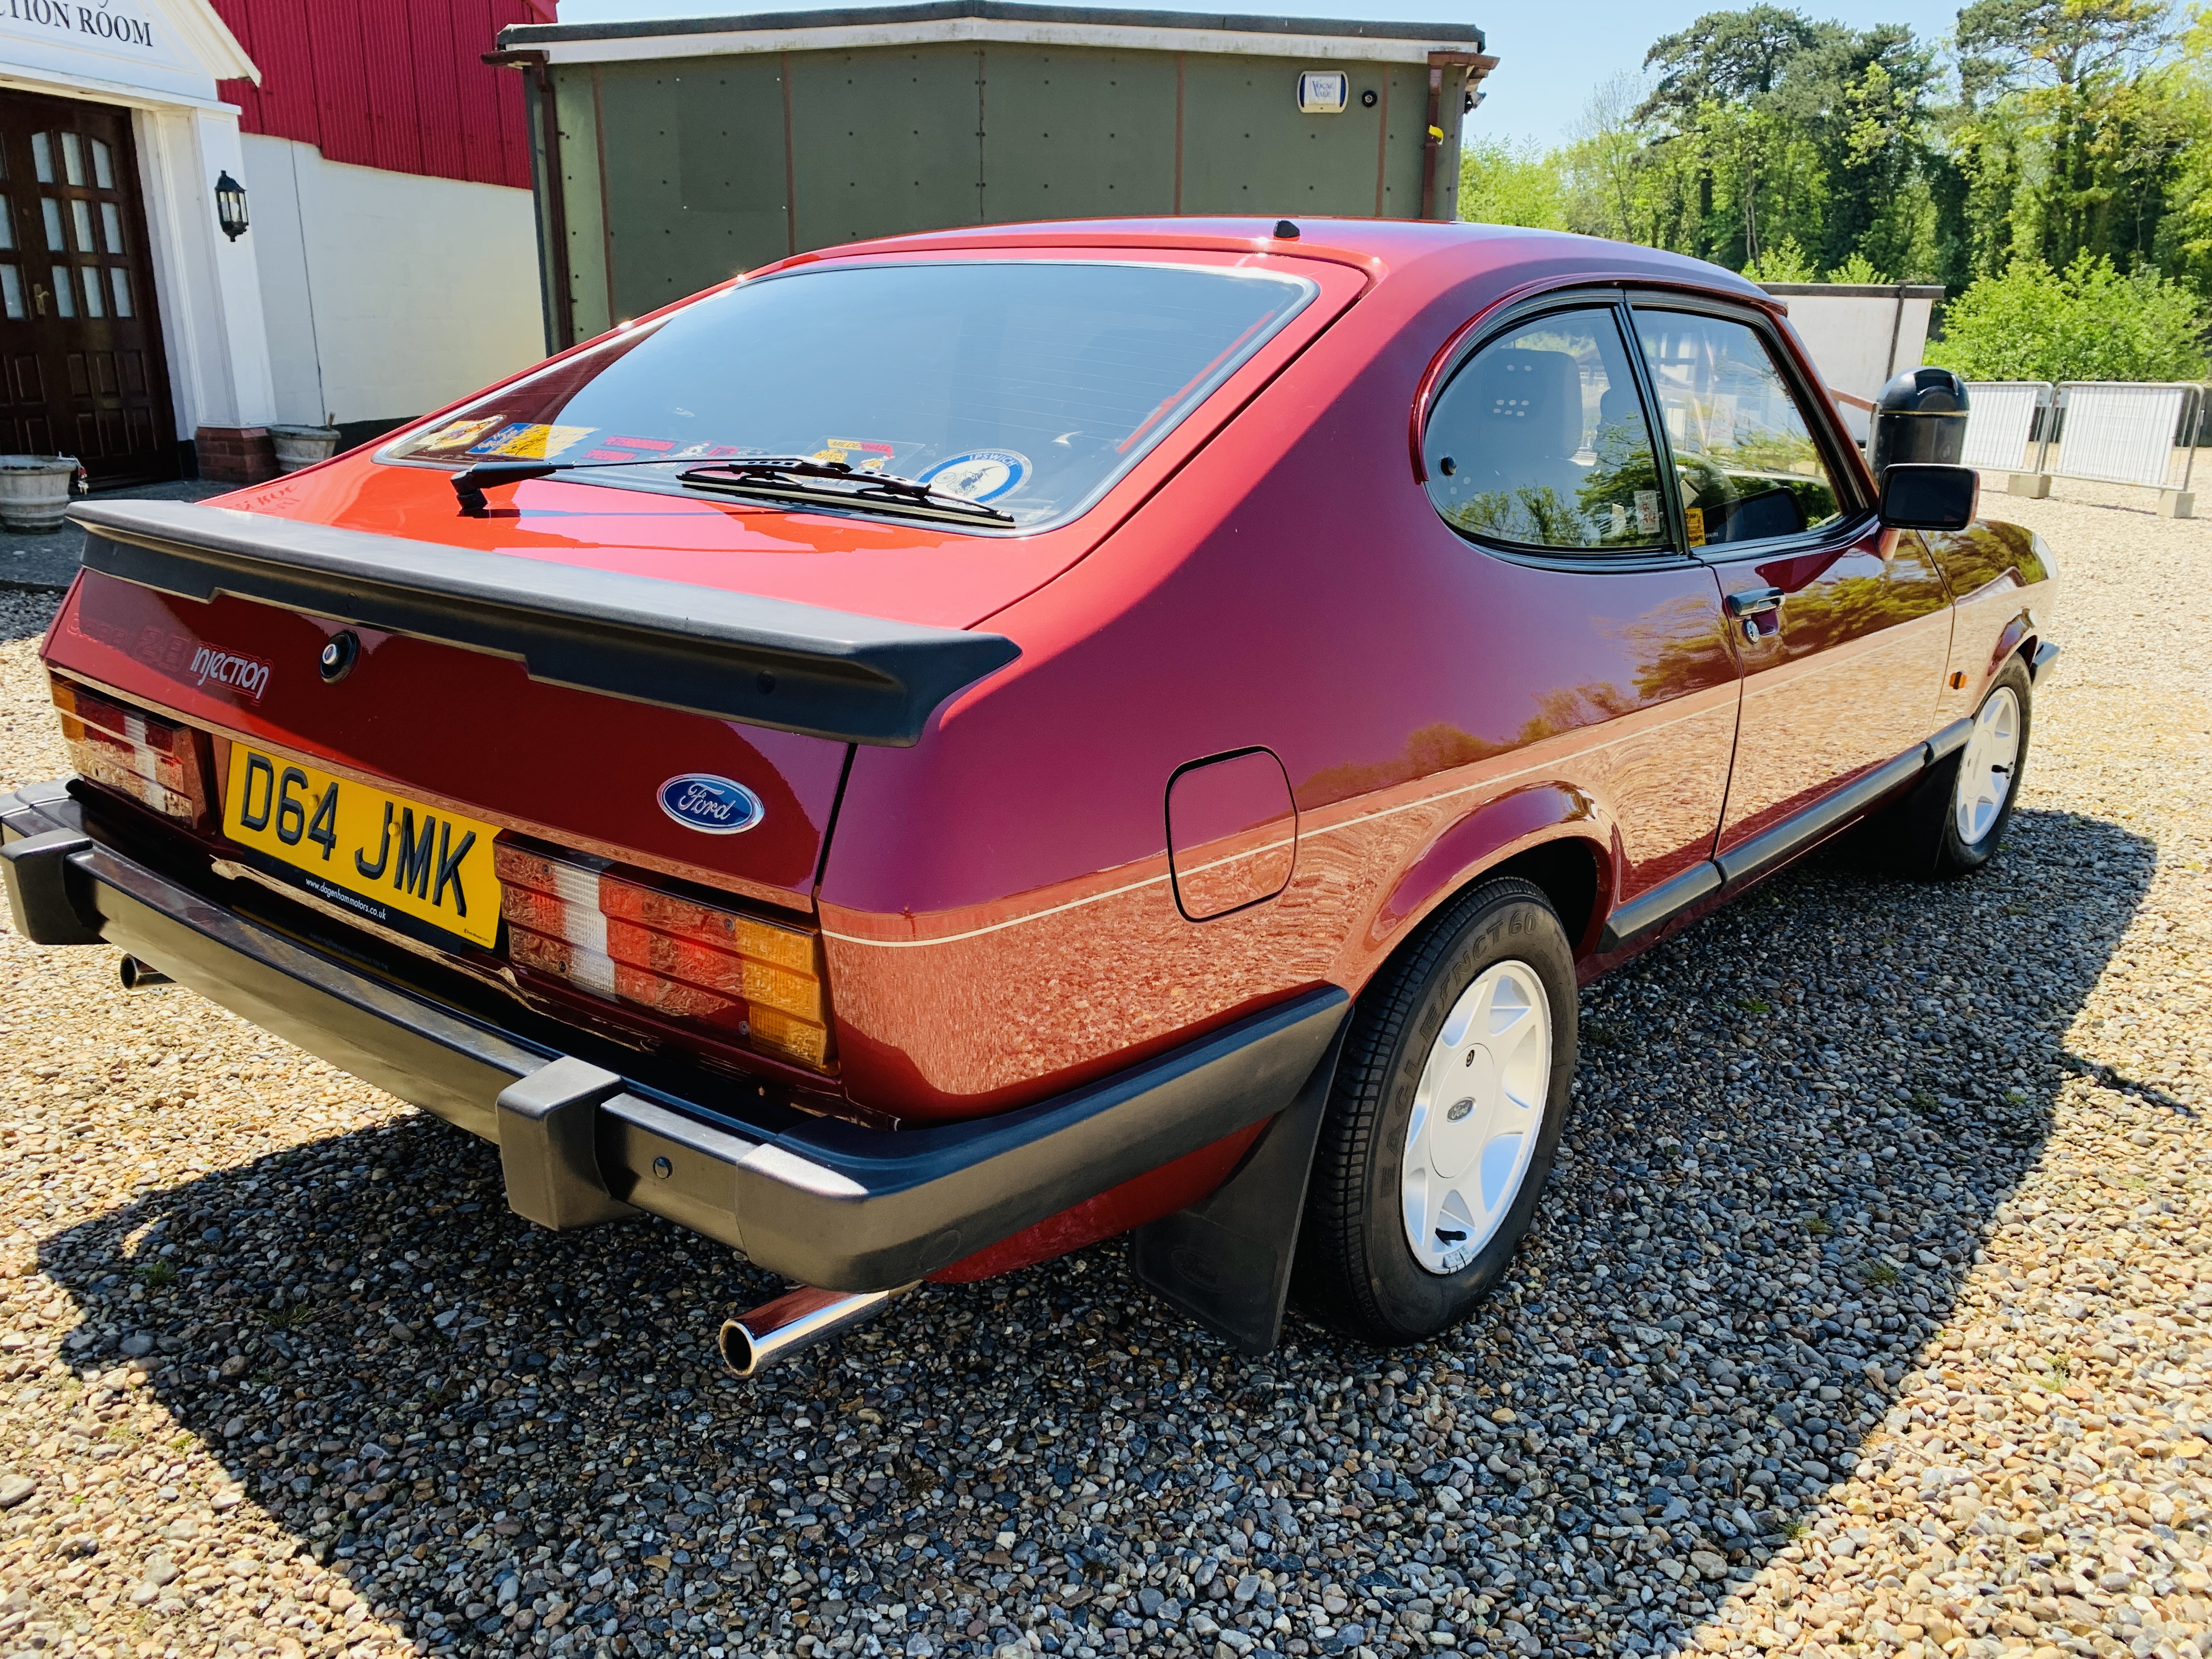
xmin=494 ymin=1 xmax=1492 ymax=349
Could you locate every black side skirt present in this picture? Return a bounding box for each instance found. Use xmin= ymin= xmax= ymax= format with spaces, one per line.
xmin=1598 ymin=725 xmax=1967 ymax=952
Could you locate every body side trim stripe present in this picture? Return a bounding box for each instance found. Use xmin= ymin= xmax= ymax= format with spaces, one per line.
xmin=823 ymin=697 xmax=1730 ymax=947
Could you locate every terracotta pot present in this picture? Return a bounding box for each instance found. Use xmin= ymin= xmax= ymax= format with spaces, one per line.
xmin=268 ymin=425 xmax=341 ymax=474
xmin=0 ymin=455 xmax=80 ymax=530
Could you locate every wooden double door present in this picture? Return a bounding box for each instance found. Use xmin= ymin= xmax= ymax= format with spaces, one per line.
xmin=0 ymin=90 xmax=177 ymax=485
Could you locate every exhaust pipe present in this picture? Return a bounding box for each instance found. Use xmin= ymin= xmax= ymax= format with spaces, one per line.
xmin=118 ymin=956 xmax=172 ymax=990
xmin=718 ymin=1282 xmax=916 ymax=1379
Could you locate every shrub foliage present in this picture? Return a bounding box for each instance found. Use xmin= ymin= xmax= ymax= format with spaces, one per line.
xmin=1925 ymin=252 xmax=2210 ymax=381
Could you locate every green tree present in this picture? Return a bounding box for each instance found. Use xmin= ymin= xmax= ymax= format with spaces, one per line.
xmin=1625 ymin=8 xmax=1937 ymax=276
xmin=1923 ymin=251 xmax=2209 ymax=378
xmin=1826 ymin=251 xmax=1892 ymax=281
xmin=1459 ymin=137 xmax=1568 ymax=229
xmin=1954 ymin=0 xmax=2180 ymax=268
xmin=1557 ymin=72 xmax=1651 ymax=243
xmin=1449 ymin=1 xmax=2212 ymax=310
xmin=2152 ymin=5 xmax=2212 ymax=289
xmin=1640 ymin=5 xmax=1825 ymax=114
xmin=1639 ymin=9 xmax=1831 ymax=267
xmin=1776 ymin=24 xmax=1943 ymax=277
xmin=1744 ymin=232 xmax=1819 ymax=279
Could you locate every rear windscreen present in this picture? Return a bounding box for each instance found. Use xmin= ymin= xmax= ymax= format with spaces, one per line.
xmin=382 ymin=259 xmax=1318 ymax=531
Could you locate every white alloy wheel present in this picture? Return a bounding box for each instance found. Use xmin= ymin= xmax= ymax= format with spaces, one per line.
xmin=1401 ymin=960 xmax=1553 ymax=1275
xmin=1955 ymin=685 xmax=2022 ymax=845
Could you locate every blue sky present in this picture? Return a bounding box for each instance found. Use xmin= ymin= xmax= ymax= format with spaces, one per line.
xmin=556 ymin=0 xmax=1967 ymax=143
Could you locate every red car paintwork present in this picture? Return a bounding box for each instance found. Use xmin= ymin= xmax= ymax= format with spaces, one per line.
xmin=38 ymin=217 xmax=2057 ymax=1283
xmin=52 ymin=573 xmax=845 ymax=915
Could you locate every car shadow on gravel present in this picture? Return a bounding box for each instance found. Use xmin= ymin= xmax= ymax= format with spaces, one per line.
xmin=33 ymin=802 xmax=2154 ymax=1659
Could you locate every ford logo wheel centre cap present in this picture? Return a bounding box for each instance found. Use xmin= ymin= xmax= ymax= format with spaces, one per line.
xmin=658 ymin=774 xmax=764 ymax=835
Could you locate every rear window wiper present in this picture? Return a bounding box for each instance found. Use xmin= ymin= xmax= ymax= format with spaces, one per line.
xmin=674 ymin=459 xmax=1016 ymax=527
xmin=449 ymin=454 xmax=1014 ymax=526
xmin=449 ymin=456 xmax=694 ymax=515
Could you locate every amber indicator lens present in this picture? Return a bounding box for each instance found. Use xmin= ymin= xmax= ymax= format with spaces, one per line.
xmin=494 ymin=840 xmax=833 ymax=1070
xmin=48 ymin=675 xmax=212 ymax=826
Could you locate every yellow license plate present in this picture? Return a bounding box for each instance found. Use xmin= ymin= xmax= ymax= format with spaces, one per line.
xmin=223 ymin=744 xmax=502 ymax=948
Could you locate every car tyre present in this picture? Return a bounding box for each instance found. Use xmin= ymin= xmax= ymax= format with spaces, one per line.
xmin=1293 ymin=876 xmax=1577 ymax=1345
xmin=1862 ymin=657 xmax=2034 ymax=879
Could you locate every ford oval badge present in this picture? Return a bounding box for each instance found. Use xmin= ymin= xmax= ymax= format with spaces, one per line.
xmin=658 ymin=774 xmax=764 ymax=836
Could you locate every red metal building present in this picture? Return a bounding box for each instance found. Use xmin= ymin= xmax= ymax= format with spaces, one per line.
xmin=210 ymin=0 xmax=544 ymax=192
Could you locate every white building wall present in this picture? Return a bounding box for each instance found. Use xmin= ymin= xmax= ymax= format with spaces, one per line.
xmin=239 ymin=133 xmax=545 ymax=428
xmin=136 ymin=104 xmax=277 ymax=437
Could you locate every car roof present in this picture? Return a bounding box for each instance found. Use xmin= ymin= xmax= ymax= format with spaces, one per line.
xmin=766 ymin=216 xmax=1775 ymax=311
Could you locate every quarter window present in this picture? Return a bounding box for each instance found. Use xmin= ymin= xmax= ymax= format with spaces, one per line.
xmin=1423 ymin=307 xmax=1668 ymax=551
xmin=1632 ymin=310 xmax=1842 ymax=548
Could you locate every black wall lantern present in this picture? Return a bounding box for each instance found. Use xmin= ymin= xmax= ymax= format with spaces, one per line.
xmin=214 ymin=171 xmax=248 ymax=241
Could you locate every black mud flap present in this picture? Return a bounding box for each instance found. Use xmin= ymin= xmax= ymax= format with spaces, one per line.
xmin=1129 ymin=1024 xmax=1347 ymax=1354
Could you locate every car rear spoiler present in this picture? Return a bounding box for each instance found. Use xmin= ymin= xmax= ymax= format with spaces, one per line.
xmin=69 ymin=500 xmax=1020 ymax=747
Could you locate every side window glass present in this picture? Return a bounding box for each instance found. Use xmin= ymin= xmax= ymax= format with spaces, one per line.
xmin=1632 ymin=311 xmax=1842 ymax=548
xmin=1423 ymin=307 xmax=1669 ymax=552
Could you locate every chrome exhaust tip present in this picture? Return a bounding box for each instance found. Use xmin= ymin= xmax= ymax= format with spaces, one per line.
xmin=718 ymin=1282 xmax=916 ymax=1379
xmin=118 ymin=956 xmax=172 ymax=990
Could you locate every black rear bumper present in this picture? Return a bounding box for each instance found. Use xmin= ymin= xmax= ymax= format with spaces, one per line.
xmin=1 ymin=781 xmax=1346 ymax=1292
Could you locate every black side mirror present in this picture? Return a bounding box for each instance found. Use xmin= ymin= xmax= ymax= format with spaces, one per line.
xmin=1878 ymin=462 xmax=1978 ymax=533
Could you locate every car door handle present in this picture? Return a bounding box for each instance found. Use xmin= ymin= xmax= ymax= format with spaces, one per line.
xmin=1724 ymin=586 xmax=1784 ymax=618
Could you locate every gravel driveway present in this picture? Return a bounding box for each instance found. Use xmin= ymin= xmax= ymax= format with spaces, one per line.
xmin=0 ymin=484 xmax=2206 ymax=1659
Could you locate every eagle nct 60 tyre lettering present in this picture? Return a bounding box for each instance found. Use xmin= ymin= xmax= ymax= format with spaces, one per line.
xmin=1295 ymin=877 xmax=1577 ymax=1344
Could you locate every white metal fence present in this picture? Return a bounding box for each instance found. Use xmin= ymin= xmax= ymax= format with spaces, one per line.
xmin=1963 ymin=380 xmax=2205 ymax=505
xmin=1958 ymin=382 xmax=2048 ymax=471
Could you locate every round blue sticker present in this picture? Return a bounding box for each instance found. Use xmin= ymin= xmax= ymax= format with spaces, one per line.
xmin=658 ymin=774 xmax=764 ymax=836
xmin=918 ymin=449 xmax=1031 ymax=504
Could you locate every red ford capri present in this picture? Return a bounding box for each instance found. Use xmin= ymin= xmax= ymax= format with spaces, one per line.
xmin=1 ymin=219 xmax=2058 ymax=1371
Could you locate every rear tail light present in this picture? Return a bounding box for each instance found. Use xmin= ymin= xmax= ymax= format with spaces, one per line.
xmin=49 ymin=676 xmax=212 ymax=826
xmin=494 ymin=842 xmax=833 ymax=1071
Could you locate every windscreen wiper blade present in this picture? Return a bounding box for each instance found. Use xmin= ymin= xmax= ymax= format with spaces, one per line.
xmin=450 ymin=454 xmax=839 ymax=515
xmin=675 ymin=460 xmax=1016 ymax=526
xmin=450 ymin=456 xmax=709 ymax=516
xmin=449 ymin=454 xmax=1014 ymax=526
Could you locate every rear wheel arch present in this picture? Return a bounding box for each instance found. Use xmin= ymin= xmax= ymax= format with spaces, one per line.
xmin=1481 ymin=837 xmax=1603 ymax=959
xmin=1358 ymin=788 xmax=1612 ymax=979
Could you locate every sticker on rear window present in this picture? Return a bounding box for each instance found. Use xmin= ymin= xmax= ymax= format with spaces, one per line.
xmin=467 ymin=422 xmax=595 ymax=461
xmin=814 ymin=438 xmax=898 ymax=472
xmin=920 ymin=449 xmax=1030 ymax=504
xmin=408 ymin=417 xmax=505 ymax=455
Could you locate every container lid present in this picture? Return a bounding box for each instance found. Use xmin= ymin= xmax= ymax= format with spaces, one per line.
xmin=1876 ymin=366 xmax=1968 ymax=415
